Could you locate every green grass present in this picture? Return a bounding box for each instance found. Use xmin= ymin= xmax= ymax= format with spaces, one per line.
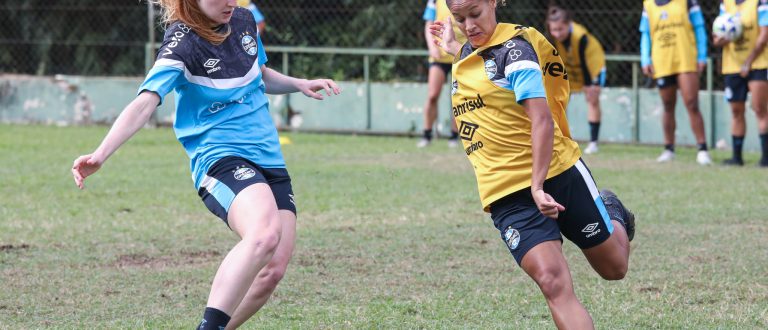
xmin=1 ymin=124 xmax=767 ymax=329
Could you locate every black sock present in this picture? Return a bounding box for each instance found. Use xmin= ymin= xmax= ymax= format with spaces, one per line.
xmin=423 ymin=129 xmax=433 ymax=141
xmin=732 ymin=135 xmax=745 ymax=161
xmin=449 ymin=130 xmax=459 ymax=140
xmin=664 ymin=144 xmax=675 ymax=152
xmin=761 ymin=133 xmax=768 ymax=160
xmin=198 ymin=307 xmax=230 ymax=330
xmin=589 ymin=121 xmax=601 ymax=142
xmin=698 ymin=143 xmax=708 ymax=151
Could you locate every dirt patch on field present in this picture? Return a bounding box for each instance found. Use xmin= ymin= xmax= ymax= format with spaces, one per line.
xmin=111 ymin=250 xmax=221 ymax=269
xmin=0 ymin=244 xmax=30 ymax=252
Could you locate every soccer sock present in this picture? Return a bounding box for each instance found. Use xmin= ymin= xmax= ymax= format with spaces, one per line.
xmin=589 ymin=121 xmax=601 ymax=142
xmin=423 ymin=129 xmax=433 ymax=141
xmin=198 ymin=307 xmax=230 ymax=330
xmin=664 ymin=144 xmax=675 ymax=152
xmin=698 ymin=143 xmax=708 ymax=151
xmin=761 ymin=133 xmax=768 ymax=161
xmin=732 ymin=135 xmax=745 ymax=161
xmin=449 ymin=130 xmax=459 ymax=140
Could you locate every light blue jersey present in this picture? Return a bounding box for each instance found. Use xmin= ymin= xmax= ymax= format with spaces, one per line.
xmin=138 ymin=7 xmax=284 ymax=190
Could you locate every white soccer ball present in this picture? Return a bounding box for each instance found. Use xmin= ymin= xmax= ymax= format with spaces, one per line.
xmin=713 ymin=14 xmax=743 ymax=41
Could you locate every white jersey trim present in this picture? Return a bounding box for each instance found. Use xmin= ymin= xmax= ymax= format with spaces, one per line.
xmin=504 ymin=60 xmax=541 ymax=78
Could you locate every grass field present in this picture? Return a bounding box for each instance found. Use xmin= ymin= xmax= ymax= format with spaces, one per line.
xmin=1 ymin=124 xmax=767 ymax=329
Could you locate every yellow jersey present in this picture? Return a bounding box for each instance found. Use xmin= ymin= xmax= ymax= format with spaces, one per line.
xmin=721 ymin=0 xmax=768 ymax=74
xmin=451 ymin=23 xmax=581 ymax=211
xmin=643 ymin=0 xmax=699 ymax=77
xmin=551 ymin=22 xmax=606 ymax=92
xmin=423 ymin=0 xmax=467 ymax=63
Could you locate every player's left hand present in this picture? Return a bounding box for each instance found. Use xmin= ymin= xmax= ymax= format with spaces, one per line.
xmin=299 ymin=79 xmax=341 ymax=100
xmin=740 ymin=62 xmax=752 ymax=78
xmin=697 ymin=61 xmax=706 ymax=75
xmin=532 ymin=189 xmax=565 ymax=219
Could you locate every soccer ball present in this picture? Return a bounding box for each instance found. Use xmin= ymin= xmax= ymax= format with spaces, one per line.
xmin=712 ymin=14 xmax=743 ymax=41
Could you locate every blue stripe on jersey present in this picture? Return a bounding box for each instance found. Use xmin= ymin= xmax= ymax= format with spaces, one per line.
xmin=423 ymin=0 xmax=436 ymax=21
xmin=507 ymin=67 xmax=546 ymax=104
xmin=760 ymin=0 xmax=768 ymax=26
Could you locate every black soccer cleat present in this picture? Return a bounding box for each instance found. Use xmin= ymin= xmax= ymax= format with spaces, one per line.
xmin=759 ymin=158 xmax=768 ymax=168
xmin=599 ymin=189 xmax=635 ymax=241
xmin=722 ymin=158 xmax=744 ymax=166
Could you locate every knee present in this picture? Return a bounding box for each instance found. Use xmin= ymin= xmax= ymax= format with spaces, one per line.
xmin=426 ymin=91 xmax=441 ymax=104
xmin=683 ymin=98 xmax=700 ymax=113
xmin=532 ymin=269 xmax=568 ymax=301
xmin=258 ymin=265 xmax=287 ymax=289
xmin=597 ymin=262 xmax=628 ymax=281
xmin=662 ymin=99 xmax=677 ymax=111
xmin=733 ymin=108 xmax=746 ymax=119
xmin=243 ymin=229 xmax=281 ymax=257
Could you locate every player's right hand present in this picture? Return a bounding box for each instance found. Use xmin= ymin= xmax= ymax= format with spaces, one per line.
xmin=642 ymin=64 xmax=654 ymax=77
xmin=429 ymin=17 xmax=459 ymax=55
xmin=72 ymin=154 xmax=103 ymax=189
xmin=532 ymin=189 xmax=565 ymax=219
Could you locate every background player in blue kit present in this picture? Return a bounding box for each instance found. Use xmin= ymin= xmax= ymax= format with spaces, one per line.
xmin=71 ymin=0 xmax=340 ymax=329
xmin=237 ymin=0 xmax=265 ymax=35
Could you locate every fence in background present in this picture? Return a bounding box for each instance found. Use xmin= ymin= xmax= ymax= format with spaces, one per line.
xmin=2 ymin=1 xmax=723 ymax=87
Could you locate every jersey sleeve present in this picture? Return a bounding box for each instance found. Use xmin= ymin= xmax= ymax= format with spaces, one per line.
xmin=257 ymin=29 xmax=268 ymax=66
xmin=720 ymin=1 xmax=726 ymax=15
xmin=423 ymin=0 xmax=437 ymax=21
xmin=502 ymin=38 xmax=546 ymax=104
xmin=759 ymin=0 xmax=768 ymax=26
xmin=249 ymin=4 xmax=264 ymax=24
xmin=137 ymin=25 xmax=188 ymax=105
xmin=640 ymin=9 xmax=652 ymax=67
xmin=688 ymin=0 xmax=708 ymax=62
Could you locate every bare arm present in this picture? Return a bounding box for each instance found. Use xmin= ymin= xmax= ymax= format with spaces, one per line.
xmin=261 ymin=66 xmax=341 ymax=99
xmin=72 ymin=92 xmax=160 ymax=188
xmin=524 ymin=97 xmax=565 ymax=218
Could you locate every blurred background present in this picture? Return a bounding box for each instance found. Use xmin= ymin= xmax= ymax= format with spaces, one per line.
xmin=0 ymin=0 xmax=722 ymax=86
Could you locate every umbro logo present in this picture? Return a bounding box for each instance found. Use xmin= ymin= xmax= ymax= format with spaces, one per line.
xmin=582 ymin=222 xmax=601 ymax=238
xmin=203 ymin=59 xmax=220 ymax=68
xmin=204 ymin=58 xmax=222 ymax=74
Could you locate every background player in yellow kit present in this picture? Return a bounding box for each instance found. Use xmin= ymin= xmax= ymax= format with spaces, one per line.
xmin=640 ymin=0 xmax=712 ymax=165
xmin=714 ymin=0 xmax=768 ymax=167
xmin=546 ymin=6 xmax=607 ymax=155
xmin=430 ymin=0 xmax=635 ymax=328
xmin=418 ymin=0 xmax=467 ymax=148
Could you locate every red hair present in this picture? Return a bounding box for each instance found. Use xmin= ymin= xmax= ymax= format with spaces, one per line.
xmin=153 ymin=0 xmax=231 ymax=44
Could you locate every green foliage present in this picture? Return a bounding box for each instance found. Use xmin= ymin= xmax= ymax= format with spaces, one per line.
xmin=0 ymin=1 xmax=723 ymax=80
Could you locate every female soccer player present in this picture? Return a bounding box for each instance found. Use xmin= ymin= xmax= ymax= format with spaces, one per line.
xmin=546 ymin=6 xmax=607 ymax=155
xmin=640 ymin=0 xmax=712 ymax=164
xmin=418 ymin=0 xmax=467 ymax=148
xmin=71 ymin=1 xmax=340 ymax=329
xmin=430 ymin=0 xmax=635 ymax=328
xmin=714 ymin=0 xmax=768 ymax=167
